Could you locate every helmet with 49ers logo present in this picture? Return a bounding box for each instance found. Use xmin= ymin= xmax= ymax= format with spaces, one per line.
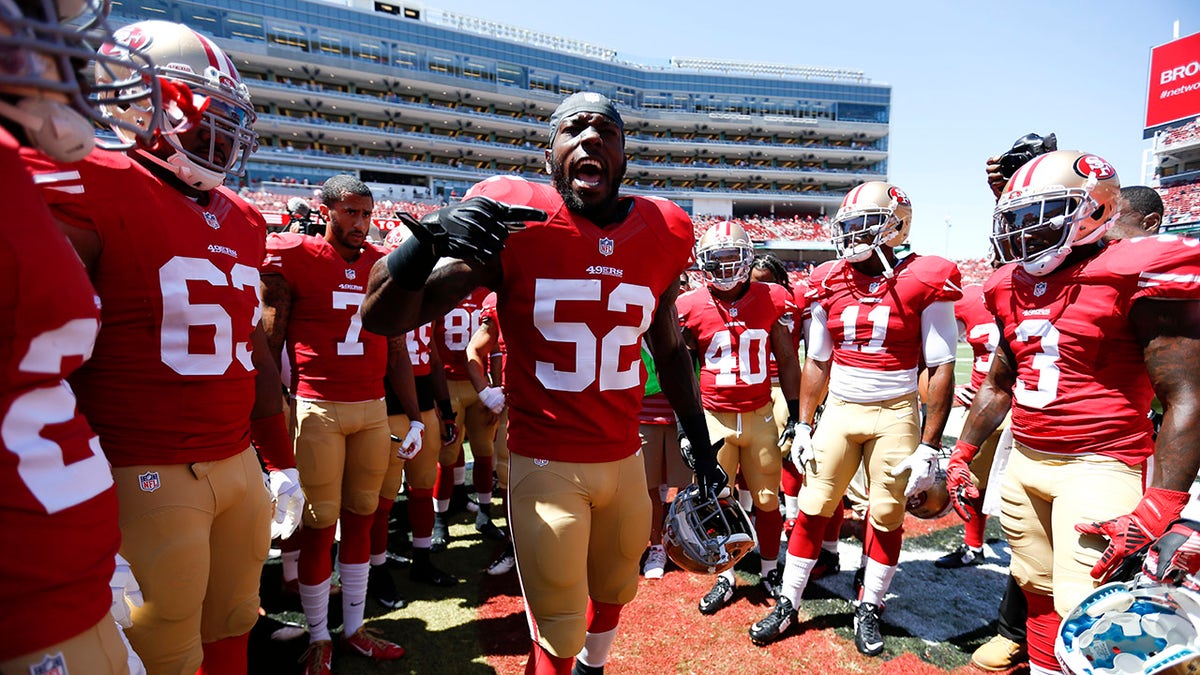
xmin=97 ymin=20 xmax=257 ymax=191
xmin=696 ymin=221 xmax=755 ymax=292
xmin=832 ymin=181 xmax=913 ymax=264
xmin=992 ymin=150 xmax=1120 ymax=277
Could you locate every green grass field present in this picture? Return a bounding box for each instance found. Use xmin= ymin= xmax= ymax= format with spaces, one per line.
xmin=249 ymin=344 xmax=1002 ymax=674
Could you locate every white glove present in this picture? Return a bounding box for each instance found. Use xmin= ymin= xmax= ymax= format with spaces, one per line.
xmin=115 ymin=622 xmax=146 ymax=675
xmin=890 ymin=443 xmax=940 ymax=498
xmin=789 ymin=423 xmax=815 ymax=470
xmin=110 ymin=553 xmax=142 ymax=629
xmin=269 ymin=467 xmax=304 ymax=540
xmin=479 ymin=386 xmax=506 ymax=415
xmin=398 ymin=420 xmax=424 ymax=460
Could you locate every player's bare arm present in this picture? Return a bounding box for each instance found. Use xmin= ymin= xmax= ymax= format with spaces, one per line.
xmin=249 ymin=324 xmax=286 ymax=420
xmin=466 ymin=321 xmax=498 ymax=394
xmin=958 ymin=331 xmax=1017 ymax=447
xmin=1133 ymin=297 xmax=1200 ymax=492
xmin=770 ymin=321 xmax=801 ymax=404
xmin=646 ymin=279 xmax=702 ymax=420
xmin=259 ymin=272 xmax=291 ymax=374
xmin=386 ymin=336 xmax=421 ymax=422
xmin=798 ymin=358 xmax=830 ymax=425
xmin=922 ymin=360 xmax=955 ymax=446
xmin=363 ymin=257 xmax=497 ymax=336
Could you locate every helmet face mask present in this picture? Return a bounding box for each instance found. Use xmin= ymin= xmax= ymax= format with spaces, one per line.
xmin=0 ymin=0 xmax=159 ymax=159
xmin=992 ymin=151 xmax=1120 ymax=277
xmin=663 ymin=485 xmax=756 ymax=575
xmin=696 ymin=221 xmax=754 ymax=292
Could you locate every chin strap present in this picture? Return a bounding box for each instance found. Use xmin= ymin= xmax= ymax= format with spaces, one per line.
xmin=0 ymin=97 xmax=94 ymax=162
xmin=875 ymin=246 xmax=896 ymax=278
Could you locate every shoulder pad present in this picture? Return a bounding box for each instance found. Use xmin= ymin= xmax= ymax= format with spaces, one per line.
xmin=266 ymin=232 xmax=307 ymax=251
xmin=905 ymin=254 xmax=960 ymax=288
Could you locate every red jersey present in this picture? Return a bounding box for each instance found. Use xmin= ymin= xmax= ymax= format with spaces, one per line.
xmin=1 ymin=133 xmax=117 ymax=658
xmin=465 ymin=176 xmax=693 ymax=462
xmin=405 ymin=322 xmax=434 ymax=377
xmin=24 ymin=148 xmax=266 ymax=466
xmin=809 ymin=254 xmax=963 ymax=372
xmin=436 ymin=287 xmax=489 ymax=380
xmin=677 ymin=282 xmax=794 ymax=412
xmin=262 ymin=233 xmax=387 ymax=402
xmin=954 ymin=283 xmax=998 ymax=406
xmin=984 ymin=236 xmax=1200 ymax=463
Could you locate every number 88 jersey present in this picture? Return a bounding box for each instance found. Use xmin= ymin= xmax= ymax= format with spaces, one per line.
xmin=23 ymin=148 xmax=268 ymax=467
xmin=466 ymin=176 xmax=694 ymax=463
xmin=984 ymin=236 xmax=1200 ymax=463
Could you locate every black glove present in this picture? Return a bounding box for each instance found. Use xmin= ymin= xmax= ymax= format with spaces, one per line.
xmin=778 ymin=418 xmax=798 ymax=451
xmin=692 ymin=439 xmax=728 ymax=500
xmin=1144 ymin=519 xmax=1200 ymax=584
xmin=411 ymin=196 xmax=546 ymax=264
xmin=677 ymin=426 xmax=696 ymax=471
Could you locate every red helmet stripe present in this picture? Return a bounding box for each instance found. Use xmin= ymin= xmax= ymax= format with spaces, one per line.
xmin=1015 ymin=153 xmax=1051 ymax=189
xmin=844 ymin=184 xmax=865 ymax=207
xmin=191 ymin=29 xmax=220 ymax=70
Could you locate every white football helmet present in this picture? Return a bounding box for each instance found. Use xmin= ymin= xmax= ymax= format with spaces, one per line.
xmin=1057 ymin=581 xmax=1200 ymax=675
xmin=992 ymin=150 xmax=1120 ymax=277
xmin=0 ymin=0 xmax=158 ymax=161
xmin=832 ymin=181 xmax=913 ymax=265
xmin=906 ymin=460 xmax=952 ymax=520
xmin=696 ymin=221 xmax=754 ymax=292
xmin=99 ymin=20 xmax=257 ymax=191
xmin=663 ymin=485 xmax=756 ymax=575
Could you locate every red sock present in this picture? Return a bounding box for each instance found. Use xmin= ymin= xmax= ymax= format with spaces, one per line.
xmin=474 ymin=454 xmax=493 ymax=495
xmin=338 ymin=509 xmax=374 ymax=565
xmin=963 ymin=499 xmax=987 ymax=549
xmin=780 ymin=461 xmax=802 ymax=497
xmin=1026 ymin=590 xmax=1061 ymax=672
xmin=586 ymin=599 xmax=623 ymax=633
xmin=298 ymin=524 xmax=337 ymax=585
xmin=408 ymin=486 xmax=435 ymax=539
xmin=197 ymin=633 xmax=248 ymax=675
xmin=865 ymin=523 xmax=902 ymax=566
xmin=525 ymin=641 xmax=573 ymax=675
xmin=786 ymin=512 xmax=828 ymax=558
xmin=370 ymin=496 xmax=393 ymax=558
xmin=279 ymin=527 xmax=302 ymax=554
xmin=435 ymin=461 xmax=454 ymax=502
xmin=823 ymin=505 xmax=844 ymax=543
xmin=755 ymin=505 xmax=782 ymax=560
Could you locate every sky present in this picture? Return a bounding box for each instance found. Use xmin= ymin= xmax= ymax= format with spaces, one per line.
xmin=419 ymin=0 xmax=1199 ymax=259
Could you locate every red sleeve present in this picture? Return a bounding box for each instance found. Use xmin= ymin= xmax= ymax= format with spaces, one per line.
xmin=1113 ymin=236 xmax=1200 ymax=308
xmin=910 ymin=255 xmax=964 ymax=305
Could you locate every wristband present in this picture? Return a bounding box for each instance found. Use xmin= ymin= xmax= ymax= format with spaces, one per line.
xmin=385 ymin=234 xmax=438 ymax=291
xmin=786 ymin=399 xmax=800 ymax=422
xmin=952 ymin=439 xmax=980 ymax=461
xmin=250 ymin=411 xmax=295 ymax=472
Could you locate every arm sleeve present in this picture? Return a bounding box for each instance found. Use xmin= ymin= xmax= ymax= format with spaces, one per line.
xmin=806 ymin=303 xmax=833 ymax=362
xmin=921 ymin=301 xmax=957 ymax=367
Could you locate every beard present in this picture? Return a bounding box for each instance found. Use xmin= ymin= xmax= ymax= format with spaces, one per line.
xmin=549 ymin=157 xmax=625 ymax=223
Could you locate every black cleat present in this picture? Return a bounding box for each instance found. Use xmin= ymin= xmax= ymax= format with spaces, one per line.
xmin=410 ymin=557 xmax=460 ymax=587
xmin=759 ymin=567 xmax=782 ymax=599
xmin=430 ymin=513 xmax=450 ymax=552
xmin=749 ymin=597 xmax=797 ymax=646
xmin=934 ymin=544 xmax=984 ymax=569
xmin=854 ymin=602 xmax=885 ymax=656
xmin=698 ymin=576 xmax=734 ymax=615
xmin=368 ymin=564 xmax=407 ymax=610
xmin=572 ymin=660 xmax=604 ymax=675
xmin=811 ymin=548 xmax=841 ymax=579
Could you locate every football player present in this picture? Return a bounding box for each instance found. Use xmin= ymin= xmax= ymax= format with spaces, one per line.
xmin=362 ymin=91 xmax=727 ymax=675
xmin=677 ymin=222 xmax=800 ymax=612
xmin=434 ymin=286 xmax=508 ymax=548
xmin=259 ymin=174 xmax=403 ymax=673
xmin=750 ymin=182 xmax=962 ymax=656
xmin=465 ymin=291 xmax=517 ymax=575
xmin=0 ymin=2 xmax=157 ymax=673
xmin=948 ymin=151 xmax=1200 ymax=675
xmin=21 ymin=19 xmax=302 ymax=675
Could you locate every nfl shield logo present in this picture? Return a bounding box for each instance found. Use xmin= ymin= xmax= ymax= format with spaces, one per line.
xmin=345 ymin=269 xmax=356 ymax=280
xmin=138 ymin=471 xmax=161 ymax=493
xmin=31 ymin=652 xmax=67 ymax=675
xmin=203 ymin=212 xmax=220 ymax=230
xmin=598 ymin=238 xmax=614 ymax=256
xmin=533 ymin=458 xmax=549 ymax=467
xmin=869 ymin=281 xmax=881 ymax=293
xmin=729 ymin=307 xmax=738 ymax=317
xmin=1034 ymin=282 xmax=1048 ymax=297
